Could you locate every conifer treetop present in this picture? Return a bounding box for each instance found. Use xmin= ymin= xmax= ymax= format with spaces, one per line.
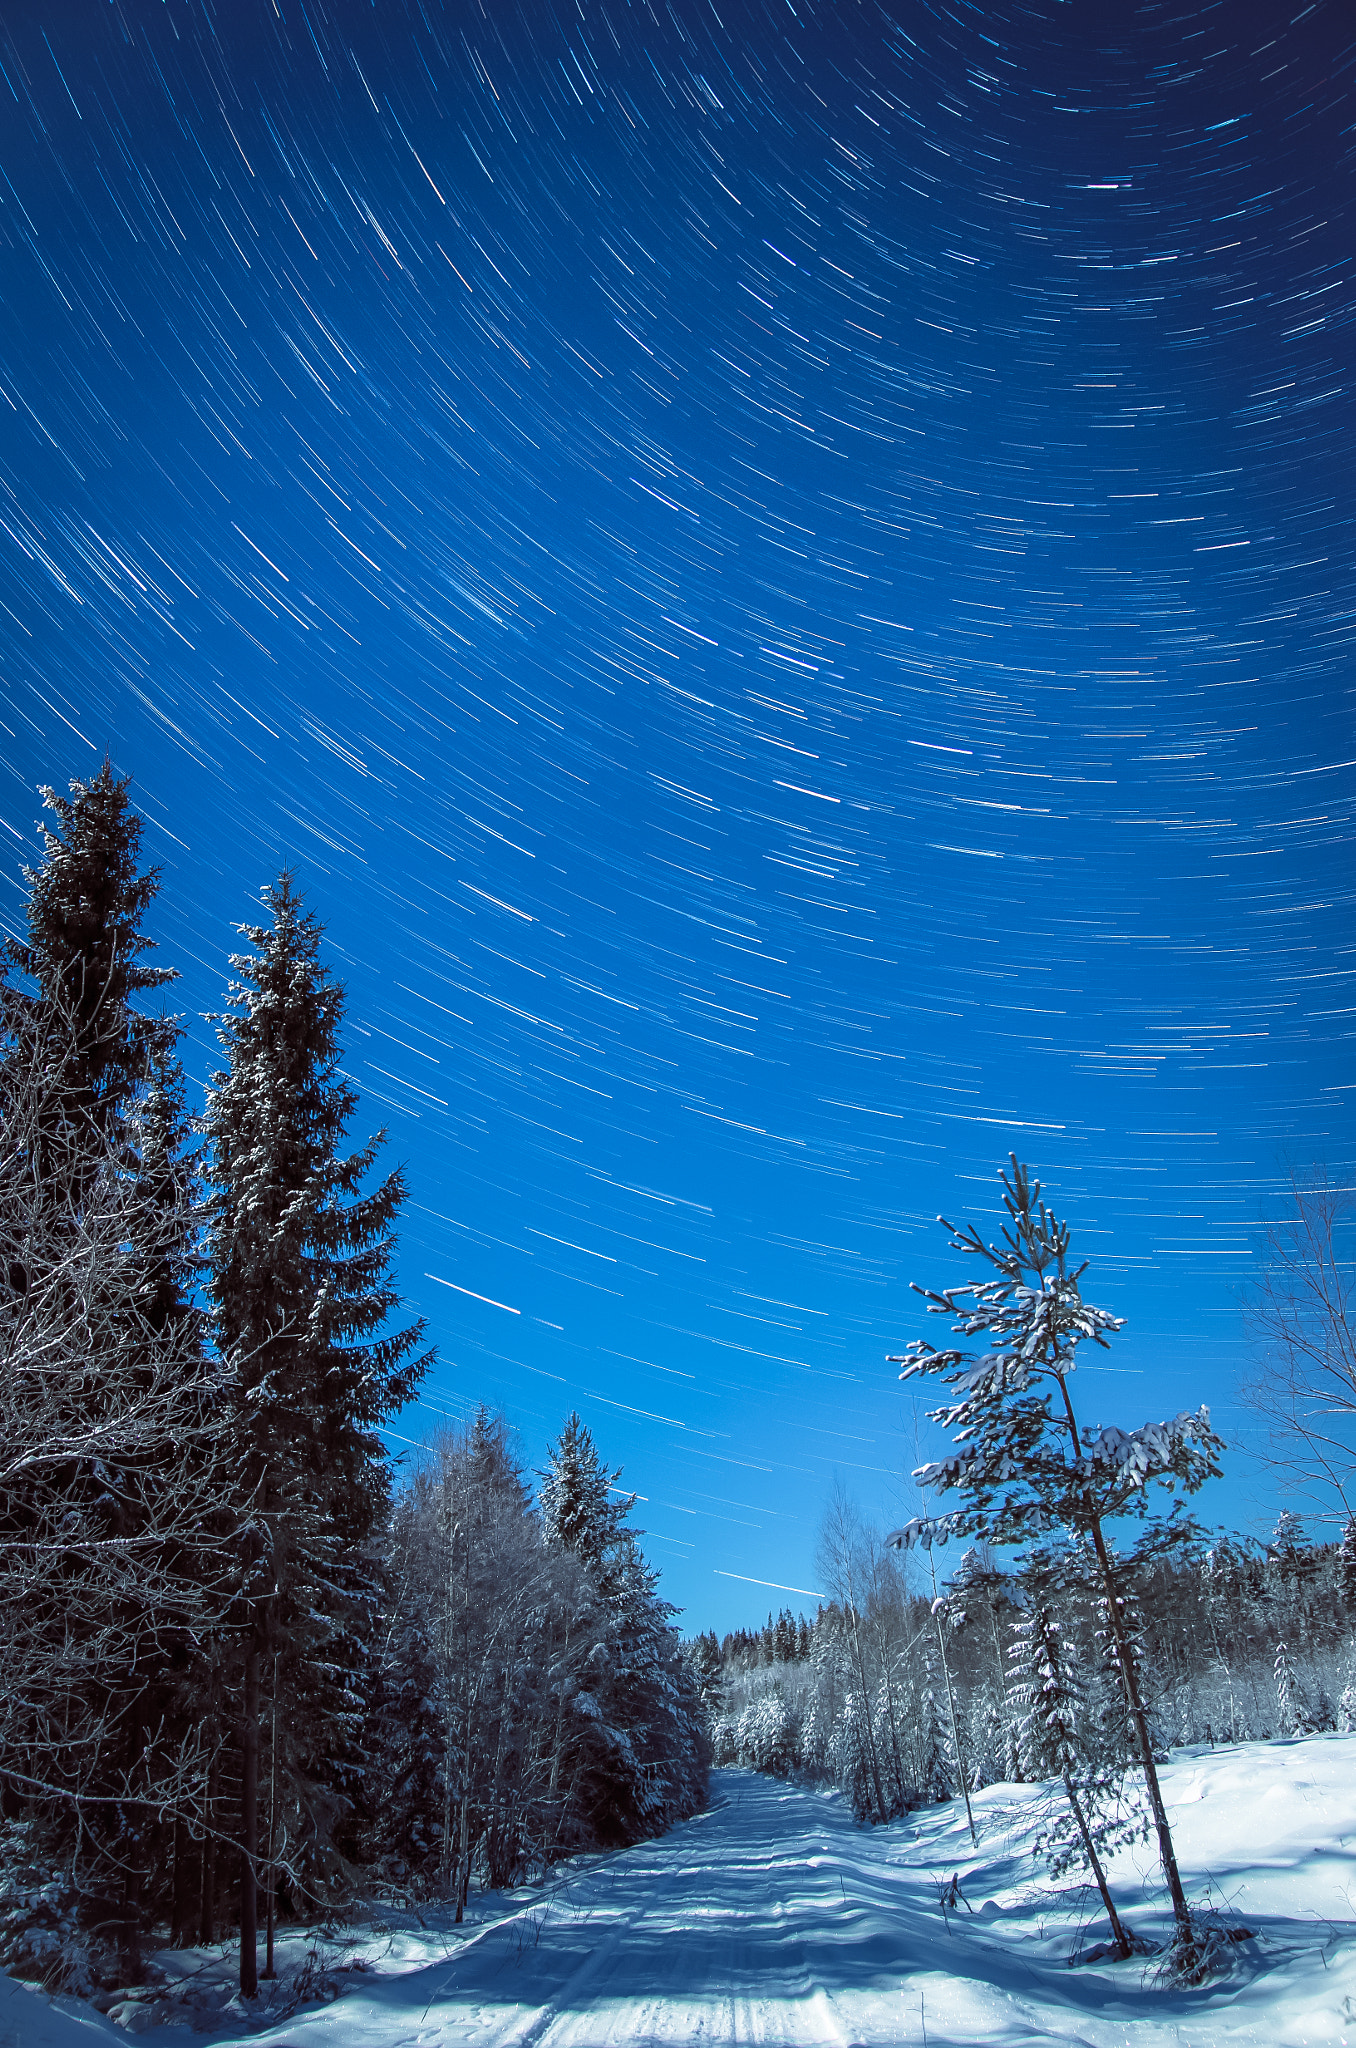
xmin=3 ymin=760 xmax=178 ymax=1124
xmin=888 ymin=1156 xmax=1223 ymax=1556
xmin=540 ymin=1417 xmax=639 ymax=1572
xmin=205 ymin=870 xmax=429 ymax=1536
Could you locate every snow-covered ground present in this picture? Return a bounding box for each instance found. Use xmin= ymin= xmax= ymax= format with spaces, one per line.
xmin=10 ymin=1734 xmax=1356 ymax=2047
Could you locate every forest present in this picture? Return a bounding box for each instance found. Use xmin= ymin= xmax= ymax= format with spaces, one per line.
xmin=1 ymin=764 xmax=1350 ymax=1999
xmin=0 ymin=766 xmax=708 ymax=2001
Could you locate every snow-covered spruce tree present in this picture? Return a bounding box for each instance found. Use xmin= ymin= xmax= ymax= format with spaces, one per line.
xmin=888 ymin=1157 xmax=1222 ymax=1970
xmin=686 ymin=1631 xmax=724 ymax=1719
xmin=103 ymin=1049 xmax=221 ymax=1971
xmin=538 ymin=1411 xmax=634 ymax=1594
xmin=540 ymin=1414 xmax=710 ymax=1849
xmin=914 ymin=1661 xmax=952 ymax=1806
xmin=1 ymin=764 xmax=177 ymax=1181
xmin=1006 ymin=1586 xmax=1136 ymax=1958
xmin=204 ymin=874 xmax=429 ymax=1995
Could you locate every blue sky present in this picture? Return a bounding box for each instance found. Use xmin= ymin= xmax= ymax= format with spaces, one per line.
xmin=0 ymin=0 xmax=1352 ymax=1633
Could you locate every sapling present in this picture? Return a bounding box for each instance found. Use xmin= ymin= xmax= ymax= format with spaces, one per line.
xmin=1006 ymin=1587 xmax=1143 ymax=1958
xmin=888 ymin=1157 xmax=1223 ymax=1971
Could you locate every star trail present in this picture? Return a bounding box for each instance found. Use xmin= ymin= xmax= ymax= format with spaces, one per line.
xmin=0 ymin=0 xmax=1352 ymax=1628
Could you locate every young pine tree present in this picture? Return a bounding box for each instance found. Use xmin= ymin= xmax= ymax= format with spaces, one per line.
xmin=1006 ymin=1591 xmax=1135 ymax=1959
xmin=888 ymin=1157 xmax=1223 ymax=1972
xmin=204 ymin=874 xmax=429 ymax=1995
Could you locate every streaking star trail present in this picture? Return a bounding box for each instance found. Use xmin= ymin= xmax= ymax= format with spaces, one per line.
xmin=0 ymin=0 xmax=1351 ymax=1627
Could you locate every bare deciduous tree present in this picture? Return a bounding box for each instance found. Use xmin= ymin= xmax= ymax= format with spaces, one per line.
xmin=0 ymin=1004 xmax=233 ymax=1970
xmin=1243 ymin=1166 xmax=1356 ymax=1531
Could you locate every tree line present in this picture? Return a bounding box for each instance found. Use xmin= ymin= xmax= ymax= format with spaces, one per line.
xmin=0 ymin=765 xmax=708 ymax=1998
xmin=705 ymin=1513 xmax=1356 ymax=1795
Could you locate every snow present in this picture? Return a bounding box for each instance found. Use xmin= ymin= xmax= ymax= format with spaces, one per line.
xmin=9 ymin=1734 xmax=1356 ymax=2046
xmin=1 ymin=1968 xmax=120 ymax=2048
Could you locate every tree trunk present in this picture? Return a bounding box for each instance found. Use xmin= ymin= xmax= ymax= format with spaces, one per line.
xmin=200 ymin=1753 xmax=219 ymax=1946
xmin=442 ymin=1726 xmax=456 ymax=1890
xmin=455 ymin=1791 xmax=469 ymax=1924
xmin=1088 ymin=1520 xmax=1193 ymax=1942
xmin=262 ymin=1662 xmax=278 ymax=1981
xmin=1054 ymin=1374 xmax=1195 ymax=1961
xmin=933 ymin=1606 xmax=978 ymax=1848
xmin=847 ymin=1604 xmax=887 ymax=1821
xmin=171 ymin=1819 xmax=194 ymax=1948
xmin=240 ymin=1649 xmax=259 ymax=1998
xmin=1062 ymin=1772 xmax=1132 ymax=1959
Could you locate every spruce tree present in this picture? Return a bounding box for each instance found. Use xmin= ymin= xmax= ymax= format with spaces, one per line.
xmin=2 ymin=762 xmax=176 ymax=1173
xmin=539 ymin=1413 xmax=708 ymax=1846
xmin=103 ymin=1048 xmax=219 ymax=1974
xmin=915 ymin=1663 xmax=951 ymax=1805
xmin=539 ymin=1412 xmax=633 ymax=1593
xmin=204 ymin=874 xmax=429 ymax=1994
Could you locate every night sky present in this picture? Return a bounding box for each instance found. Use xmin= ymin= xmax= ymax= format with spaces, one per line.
xmin=1 ymin=0 xmax=1352 ymax=1632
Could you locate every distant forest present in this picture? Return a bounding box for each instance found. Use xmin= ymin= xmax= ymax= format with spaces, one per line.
xmin=0 ymin=766 xmax=707 ymax=1999
xmin=697 ymin=1509 xmax=1356 ymax=1817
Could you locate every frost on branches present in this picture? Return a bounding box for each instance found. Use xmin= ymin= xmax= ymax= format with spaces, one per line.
xmin=886 ymin=1158 xmax=1225 ymax=1974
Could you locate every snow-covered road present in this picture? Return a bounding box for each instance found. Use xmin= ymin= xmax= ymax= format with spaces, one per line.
xmin=231 ymin=1750 xmax=1356 ymax=2047
xmin=12 ymin=1742 xmax=1356 ymax=2048
xmin=266 ymin=1773 xmax=1049 ymax=2048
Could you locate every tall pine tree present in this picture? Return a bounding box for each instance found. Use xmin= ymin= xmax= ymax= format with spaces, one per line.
xmin=204 ymin=874 xmax=429 ymax=1995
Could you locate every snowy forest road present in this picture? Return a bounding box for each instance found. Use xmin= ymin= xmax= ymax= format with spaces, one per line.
xmin=217 ymin=1754 xmax=1356 ymax=2048
xmin=320 ymin=1771 xmax=1032 ymax=2047
xmin=11 ymin=1744 xmax=1356 ymax=2047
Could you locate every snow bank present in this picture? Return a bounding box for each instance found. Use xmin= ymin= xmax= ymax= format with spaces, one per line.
xmin=0 ymin=1970 xmax=119 ymax=2048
